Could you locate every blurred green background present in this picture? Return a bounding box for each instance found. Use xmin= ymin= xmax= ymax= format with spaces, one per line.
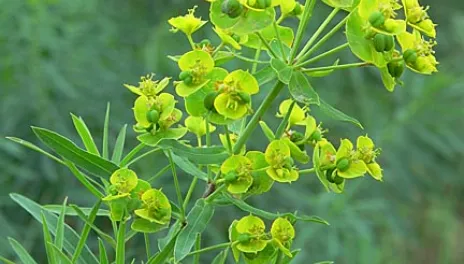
xmin=1 ymin=0 xmax=463 ymax=263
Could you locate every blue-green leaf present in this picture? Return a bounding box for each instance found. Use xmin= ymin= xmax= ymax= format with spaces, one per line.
xmin=289 ymin=71 xmax=320 ymax=105
xmin=270 ymin=58 xmax=293 ymax=84
xmin=102 ymin=103 xmax=111 ymax=159
xmin=44 ymin=204 xmax=109 ymax=217
xmin=54 ymin=197 xmax=68 ymax=252
xmin=8 ymin=238 xmax=38 ymax=264
xmin=10 ymin=194 xmax=99 ymax=264
xmin=49 ymin=243 xmax=73 ymax=264
xmin=71 ymin=114 xmax=100 ymax=156
xmin=254 ymin=66 xmax=277 ymax=86
xmin=212 ymin=249 xmax=229 ymax=264
xmin=174 ymin=199 xmax=215 ymax=262
xmin=32 ymin=127 xmax=119 ymax=178
xmin=71 ymin=201 xmax=102 ymax=263
xmin=169 ymin=152 xmax=208 ymax=181
xmin=318 ymin=99 xmax=364 ymax=129
xmin=41 ymin=212 xmax=57 ymax=264
xmin=112 ymin=124 xmax=127 ymax=164
xmin=158 ymin=139 xmax=229 ymax=165
xmin=98 ymin=239 xmax=109 ymax=264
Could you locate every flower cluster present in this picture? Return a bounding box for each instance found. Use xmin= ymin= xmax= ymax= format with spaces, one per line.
xmin=103 ymin=168 xmax=171 ymax=233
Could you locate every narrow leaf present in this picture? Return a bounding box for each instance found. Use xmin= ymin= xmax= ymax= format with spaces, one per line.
xmin=0 ymin=256 xmax=15 ymax=264
xmin=70 ymin=205 xmax=116 ymax=248
xmin=174 ymin=199 xmax=215 ymax=262
xmin=32 ymin=127 xmax=119 ymax=178
xmin=103 ymin=103 xmax=111 ymax=159
xmin=10 ymin=194 xmax=99 ymax=264
xmin=44 ymin=204 xmax=109 ymax=217
xmin=158 ymin=139 xmax=229 ymax=165
xmin=318 ymin=99 xmax=364 ymax=129
xmin=71 ymin=114 xmax=101 ymax=156
xmin=54 ymin=197 xmax=68 ymax=251
xmin=49 ymin=243 xmax=73 ymax=264
xmin=6 ymin=137 xmax=65 ymax=165
xmin=111 ymin=124 xmax=127 ymax=164
xmin=148 ymin=229 xmax=180 ymax=264
xmin=8 ymin=238 xmax=38 ymax=264
xmin=211 ymin=248 xmax=229 ymax=264
xmin=41 ymin=212 xmax=57 ymax=264
xmin=289 ymin=71 xmax=320 ymax=105
xmin=170 ymin=152 xmax=208 ymax=181
xmin=259 ymin=121 xmax=276 ymax=142
xmin=71 ymin=200 xmax=102 ymax=263
xmin=98 ymin=239 xmax=109 ymax=264
xmin=65 ymin=162 xmax=105 ymax=199
xmin=254 ymin=66 xmax=277 ymax=86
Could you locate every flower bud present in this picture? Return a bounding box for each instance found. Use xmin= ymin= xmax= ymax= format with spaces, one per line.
xmin=368 ymin=11 xmax=385 ymax=28
xmin=146 ymin=109 xmax=160 ymax=124
xmin=336 ymin=158 xmax=350 ymax=172
xmin=290 ymin=131 xmax=305 ymax=143
xmin=403 ymin=49 xmax=418 ymax=64
xmin=204 ymin=92 xmax=219 ymax=111
xmin=387 ymin=60 xmax=405 ymax=78
xmin=221 ymin=0 xmax=244 ymax=19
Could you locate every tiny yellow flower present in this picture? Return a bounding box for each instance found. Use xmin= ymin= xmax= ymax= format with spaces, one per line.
xmin=168 ymin=6 xmax=207 ymax=36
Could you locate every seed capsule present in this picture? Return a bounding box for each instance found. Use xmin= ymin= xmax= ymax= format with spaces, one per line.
xmin=333 ymin=175 xmax=344 ymax=185
xmin=310 ymin=129 xmax=322 ymax=141
xmin=224 ymin=171 xmax=238 ymax=182
xmin=373 ymin=34 xmax=394 ymax=52
xmin=179 ymin=71 xmax=191 ymax=81
xmin=221 ymin=0 xmax=244 ymax=19
xmin=204 ymin=92 xmax=219 ymax=111
xmin=146 ymin=109 xmax=160 ymax=124
xmin=254 ymin=0 xmax=272 ymax=9
xmin=200 ymin=39 xmax=211 ymax=47
xmin=368 ymin=11 xmax=385 ymax=28
xmin=336 ymin=158 xmax=350 ymax=172
xmin=403 ymin=49 xmax=418 ymax=64
xmin=291 ymin=4 xmax=303 ymax=16
xmin=387 ymin=60 xmax=405 ymax=78
xmin=326 ymin=169 xmax=336 ymax=183
xmin=237 ymin=233 xmax=252 ymax=242
xmin=183 ymin=75 xmax=194 ymax=86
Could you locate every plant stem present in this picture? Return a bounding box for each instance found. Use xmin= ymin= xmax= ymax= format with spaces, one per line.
xmin=115 ymin=220 xmax=126 ymax=264
xmin=212 ymin=42 xmax=225 ymax=57
xmin=224 ymin=125 xmax=233 ymax=154
xmin=205 ymin=114 xmax=213 ymax=181
xmin=273 ymin=21 xmax=287 ymax=61
xmin=302 ymin=62 xmax=371 ymax=73
xmin=233 ymin=81 xmax=286 ymax=154
xmin=167 ymin=150 xmax=185 ymax=220
xmin=295 ymin=42 xmax=349 ymax=68
xmin=186 ymin=242 xmax=231 ymax=256
xmin=297 ymin=15 xmax=349 ymax=63
xmin=183 ymin=177 xmax=198 ymax=210
xmin=275 ymin=101 xmax=296 ymax=138
xmin=120 ymin=143 xmax=145 ymax=167
xmin=251 ymin=44 xmax=262 ymax=74
xmin=125 ymin=148 xmax=161 ymax=166
xmin=144 ymin=233 xmax=150 ymax=261
xmin=295 ymin=8 xmax=340 ymax=61
xmin=257 ymin=32 xmax=279 ymax=59
xmin=147 ymin=164 xmax=171 ymax=183
xmin=205 ymin=184 xmax=226 ymax=202
xmin=193 ymin=233 xmax=201 ymax=264
xmin=289 ymin=0 xmax=317 ymax=61
xmin=299 ymin=168 xmax=316 ymax=174
xmin=187 ymin=34 xmax=196 ymax=50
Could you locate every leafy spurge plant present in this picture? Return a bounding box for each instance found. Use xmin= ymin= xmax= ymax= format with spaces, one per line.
xmin=4 ymin=0 xmax=439 ymax=263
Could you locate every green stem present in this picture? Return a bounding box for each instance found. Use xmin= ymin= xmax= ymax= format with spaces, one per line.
xmin=297 ymin=15 xmax=349 ymax=63
xmin=187 ymin=34 xmax=196 ymax=50
xmin=147 ymin=164 xmax=171 ymax=183
xmin=186 ymin=242 xmax=231 ymax=256
xmin=295 ymin=42 xmax=349 ymax=68
xmin=295 ymin=8 xmax=340 ymax=61
xmin=251 ymin=44 xmax=263 ymax=74
xmin=275 ymin=101 xmax=296 ymax=138
xmin=205 ymin=184 xmax=226 ymax=202
xmin=212 ymin=42 xmax=225 ymax=57
xmin=299 ymin=168 xmax=316 ymax=174
xmin=115 ymin=220 xmax=126 ymax=264
xmin=120 ymin=143 xmax=145 ymax=167
xmin=302 ymin=62 xmax=370 ymax=73
xmin=227 ymin=49 xmax=268 ymax=65
xmin=193 ymin=234 xmax=201 ymax=264
xmin=205 ymin=114 xmax=213 ymax=181
xmin=144 ymin=233 xmax=150 ymax=261
xmin=183 ymin=177 xmax=198 ymax=210
xmin=289 ymin=0 xmax=317 ymax=61
xmin=224 ymin=125 xmax=233 ymax=154
xmin=273 ymin=21 xmax=287 ymax=61
xmin=233 ymin=81 xmax=286 ymax=154
xmin=257 ymin=32 xmax=279 ymax=58
xmin=125 ymin=148 xmax=160 ymax=166
xmin=167 ymin=151 xmax=185 ymax=220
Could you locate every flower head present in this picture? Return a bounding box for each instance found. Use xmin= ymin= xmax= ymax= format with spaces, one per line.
xmin=402 ymin=0 xmax=436 ymax=38
xmin=265 ymin=140 xmax=299 ymax=183
xmin=221 ymin=155 xmax=254 ymax=194
xmin=168 ymin=6 xmax=207 ymax=35
xmin=356 ymin=135 xmax=383 ymax=181
xmin=397 ymin=29 xmax=438 ymax=74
